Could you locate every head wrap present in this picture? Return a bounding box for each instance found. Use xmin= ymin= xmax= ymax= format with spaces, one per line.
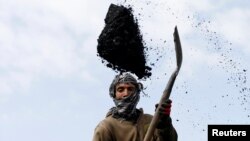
xmin=109 ymin=72 xmax=142 ymax=98
xmin=108 ymin=72 xmax=143 ymax=121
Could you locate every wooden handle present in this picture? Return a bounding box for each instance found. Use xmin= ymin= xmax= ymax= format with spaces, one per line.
xmin=143 ymin=26 xmax=182 ymax=141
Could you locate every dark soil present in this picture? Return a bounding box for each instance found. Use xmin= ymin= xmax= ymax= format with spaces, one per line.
xmin=97 ymin=3 xmax=151 ymax=79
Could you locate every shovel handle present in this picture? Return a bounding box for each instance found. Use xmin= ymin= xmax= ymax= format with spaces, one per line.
xmin=143 ymin=26 xmax=182 ymax=141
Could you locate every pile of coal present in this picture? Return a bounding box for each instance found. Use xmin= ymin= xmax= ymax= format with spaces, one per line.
xmin=97 ymin=3 xmax=151 ymax=79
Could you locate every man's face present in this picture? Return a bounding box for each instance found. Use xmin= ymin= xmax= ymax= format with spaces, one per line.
xmin=115 ymin=83 xmax=136 ymax=100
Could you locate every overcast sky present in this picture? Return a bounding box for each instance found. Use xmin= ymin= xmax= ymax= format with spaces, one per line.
xmin=0 ymin=0 xmax=250 ymax=141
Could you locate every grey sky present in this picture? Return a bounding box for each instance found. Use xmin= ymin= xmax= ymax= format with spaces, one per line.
xmin=0 ymin=0 xmax=250 ymax=141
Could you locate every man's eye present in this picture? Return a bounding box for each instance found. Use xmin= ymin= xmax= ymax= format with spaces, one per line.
xmin=128 ymin=88 xmax=135 ymax=92
xmin=117 ymin=88 xmax=124 ymax=92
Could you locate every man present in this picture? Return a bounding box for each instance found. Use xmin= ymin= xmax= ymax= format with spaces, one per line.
xmin=92 ymin=72 xmax=178 ymax=141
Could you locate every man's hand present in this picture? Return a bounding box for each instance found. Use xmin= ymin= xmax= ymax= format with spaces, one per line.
xmin=159 ymin=99 xmax=172 ymax=116
xmin=155 ymin=99 xmax=172 ymax=129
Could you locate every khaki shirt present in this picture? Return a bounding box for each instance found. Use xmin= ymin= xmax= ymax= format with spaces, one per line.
xmin=92 ymin=109 xmax=178 ymax=141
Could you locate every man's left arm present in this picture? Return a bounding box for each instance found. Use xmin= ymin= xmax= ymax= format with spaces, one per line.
xmin=155 ymin=99 xmax=178 ymax=141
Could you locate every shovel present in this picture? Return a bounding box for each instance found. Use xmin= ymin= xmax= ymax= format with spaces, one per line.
xmin=143 ymin=26 xmax=183 ymax=141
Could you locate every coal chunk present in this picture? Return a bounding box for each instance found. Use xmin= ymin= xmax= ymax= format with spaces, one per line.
xmin=97 ymin=3 xmax=151 ymax=79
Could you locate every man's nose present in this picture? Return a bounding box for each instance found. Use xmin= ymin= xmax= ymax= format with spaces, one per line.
xmin=122 ymin=89 xmax=130 ymax=97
